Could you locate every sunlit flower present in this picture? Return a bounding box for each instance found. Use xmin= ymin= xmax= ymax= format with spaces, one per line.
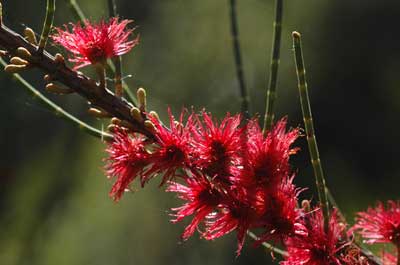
xmin=191 ymin=112 xmax=244 ymax=183
xmin=143 ymin=109 xmax=194 ymax=186
xmin=354 ymin=200 xmax=400 ymax=246
xmin=203 ymin=188 xmax=258 ymax=256
xmin=255 ymin=176 xmax=306 ymax=244
xmin=167 ymin=171 xmax=222 ymax=240
xmin=245 ymin=118 xmax=299 ymax=188
xmin=105 ymin=130 xmax=148 ymax=201
xmin=52 ymin=17 xmax=138 ymax=69
xmin=282 ymin=209 xmax=348 ymax=265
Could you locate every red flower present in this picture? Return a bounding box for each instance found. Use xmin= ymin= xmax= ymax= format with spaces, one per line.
xmin=203 ymin=188 xmax=257 ymax=256
xmin=105 ymin=130 xmax=148 ymax=201
xmin=282 ymin=209 xmax=348 ymax=265
xmin=191 ymin=112 xmax=244 ymax=183
xmin=52 ymin=18 xmax=138 ymax=69
xmin=167 ymin=171 xmax=222 ymax=240
xmin=143 ymin=109 xmax=194 ymax=186
xmin=354 ymin=200 xmax=400 ymax=247
xmin=245 ymin=118 xmax=299 ymax=188
xmin=255 ymin=176 xmax=306 ymax=244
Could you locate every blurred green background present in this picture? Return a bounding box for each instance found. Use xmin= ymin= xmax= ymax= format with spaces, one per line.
xmin=1 ymin=0 xmax=400 ymax=264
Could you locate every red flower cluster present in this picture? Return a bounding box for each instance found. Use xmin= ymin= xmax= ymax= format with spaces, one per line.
xmin=353 ymin=200 xmax=400 ymax=265
xmin=354 ymin=201 xmax=400 ymax=246
xmin=282 ymin=209 xmax=351 ymax=265
xmin=52 ymin=18 xmax=139 ymax=69
xmin=105 ymin=109 xmax=304 ymax=254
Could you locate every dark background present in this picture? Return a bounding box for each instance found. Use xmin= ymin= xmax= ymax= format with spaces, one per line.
xmin=0 ymin=0 xmax=399 ymax=264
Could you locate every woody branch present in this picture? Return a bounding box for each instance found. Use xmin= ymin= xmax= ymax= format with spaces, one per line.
xmin=0 ymin=23 xmax=155 ymax=140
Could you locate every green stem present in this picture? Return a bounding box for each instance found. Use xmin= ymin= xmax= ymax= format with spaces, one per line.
xmin=229 ymin=0 xmax=250 ymax=119
xmin=66 ymin=0 xmax=86 ymax=21
xmin=263 ymin=0 xmax=283 ymax=133
xmin=292 ymin=31 xmax=329 ymax=230
xmin=65 ymin=0 xmax=137 ymax=105
xmin=107 ymin=0 xmax=123 ymax=98
xmin=247 ymin=231 xmax=288 ymax=257
xmin=38 ymin=0 xmax=56 ymax=53
xmin=0 ymin=57 xmax=112 ymax=141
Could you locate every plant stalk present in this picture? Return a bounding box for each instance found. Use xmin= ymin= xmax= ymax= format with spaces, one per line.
xmin=247 ymin=231 xmax=288 ymax=257
xmin=263 ymin=0 xmax=283 ymax=133
xmin=229 ymin=0 xmax=250 ymax=119
xmin=292 ymin=31 xmax=329 ymax=230
xmin=38 ymin=0 xmax=55 ymax=53
xmin=107 ymin=0 xmax=124 ymax=97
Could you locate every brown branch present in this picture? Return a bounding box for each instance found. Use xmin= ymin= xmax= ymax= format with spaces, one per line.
xmin=0 ymin=23 xmax=155 ymax=140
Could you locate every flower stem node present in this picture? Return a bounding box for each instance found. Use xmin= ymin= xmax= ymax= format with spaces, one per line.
xmin=16 ymin=47 xmax=32 ymax=60
xmin=130 ymin=107 xmax=143 ymax=122
xmin=54 ymin=53 xmax=65 ymax=65
xmin=144 ymin=120 xmax=157 ymax=133
xmin=45 ymin=83 xmax=74 ymax=94
xmin=10 ymin=57 xmax=28 ymax=66
xmin=88 ymin=107 xmax=111 ymax=118
xmin=24 ymin=27 xmax=38 ymax=45
xmin=137 ymin=87 xmax=147 ymax=112
xmin=4 ymin=64 xmax=27 ymax=73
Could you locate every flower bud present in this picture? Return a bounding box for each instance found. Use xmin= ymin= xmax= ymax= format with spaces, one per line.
xmin=88 ymin=108 xmax=111 ymax=118
xmin=144 ymin=120 xmax=156 ymax=133
xmin=130 ymin=107 xmax=143 ymax=122
xmin=4 ymin=64 xmax=27 ymax=73
xmin=45 ymin=83 xmax=74 ymax=94
xmin=24 ymin=27 xmax=37 ymax=45
xmin=137 ymin=87 xmax=146 ymax=112
xmin=54 ymin=53 xmax=65 ymax=65
xmin=10 ymin=57 xmax=28 ymax=66
xmin=16 ymin=47 xmax=32 ymax=59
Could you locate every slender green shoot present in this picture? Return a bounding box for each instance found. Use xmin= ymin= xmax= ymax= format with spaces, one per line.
xmin=65 ymin=0 xmax=138 ymax=105
xmin=229 ymin=0 xmax=250 ymax=119
xmin=0 ymin=58 xmax=112 ymax=141
xmin=38 ymin=0 xmax=56 ymax=53
xmin=263 ymin=0 xmax=283 ymax=133
xmin=292 ymin=31 xmax=329 ymax=230
xmin=67 ymin=0 xmax=85 ymax=21
xmin=108 ymin=0 xmax=124 ymax=97
xmin=247 ymin=231 xmax=288 ymax=257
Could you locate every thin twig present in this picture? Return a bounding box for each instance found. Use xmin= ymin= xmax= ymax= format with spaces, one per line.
xmin=247 ymin=231 xmax=288 ymax=257
xmin=263 ymin=0 xmax=283 ymax=133
xmin=65 ymin=0 xmax=138 ymax=105
xmin=291 ymin=31 xmax=329 ymax=230
xmin=108 ymin=0 xmax=124 ymax=97
xmin=0 ymin=22 xmax=155 ymax=140
xmin=228 ymin=0 xmax=250 ymax=119
xmin=0 ymin=57 xmax=112 ymax=140
xmin=38 ymin=0 xmax=56 ymax=53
